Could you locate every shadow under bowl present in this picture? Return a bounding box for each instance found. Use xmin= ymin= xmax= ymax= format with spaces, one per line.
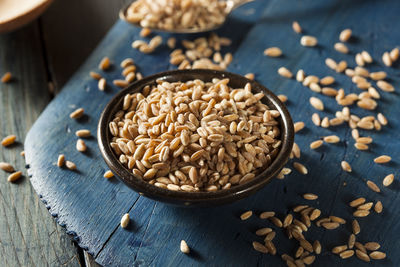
xmin=98 ymin=69 xmax=294 ymax=207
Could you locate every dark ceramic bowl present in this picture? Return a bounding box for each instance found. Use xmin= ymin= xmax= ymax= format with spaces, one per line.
xmin=98 ymin=69 xmax=294 ymax=207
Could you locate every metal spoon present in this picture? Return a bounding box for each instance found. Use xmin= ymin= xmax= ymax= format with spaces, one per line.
xmin=119 ymin=0 xmax=255 ymax=34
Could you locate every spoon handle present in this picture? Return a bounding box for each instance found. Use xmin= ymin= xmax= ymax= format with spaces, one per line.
xmin=230 ymin=0 xmax=256 ymax=10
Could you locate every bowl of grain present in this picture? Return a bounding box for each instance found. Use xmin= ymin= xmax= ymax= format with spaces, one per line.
xmin=98 ymin=69 xmax=294 ymax=206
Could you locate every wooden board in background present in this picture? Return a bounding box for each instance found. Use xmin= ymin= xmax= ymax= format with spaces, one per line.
xmin=25 ymin=0 xmax=400 ymax=266
xmin=0 ymin=23 xmax=81 ymax=267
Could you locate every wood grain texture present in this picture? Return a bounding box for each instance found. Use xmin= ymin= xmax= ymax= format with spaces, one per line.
xmin=25 ymin=0 xmax=400 ymax=266
xmin=0 ymin=23 xmax=81 ymax=267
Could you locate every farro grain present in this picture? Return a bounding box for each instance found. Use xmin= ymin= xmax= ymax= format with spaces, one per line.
xmin=8 ymin=171 xmax=22 ymax=182
xmin=265 ymin=231 xmax=276 ymax=241
xmin=240 ymin=210 xmax=253 ymax=220
xmin=322 ymin=222 xmax=340 ymax=230
xmin=300 ymin=239 xmax=313 ymax=252
xmin=283 ymin=214 xmax=293 ymax=228
xmin=76 ymin=139 xmax=87 ymax=152
xmin=90 ymin=71 xmax=102 ymax=80
xmin=361 ymin=51 xmax=373 ymax=63
xmin=377 ymin=113 xmax=388 ymax=125
xmin=325 ymin=58 xmax=337 ymax=70
xmin=252 ymin=241 xmax=268 ymax=254
xmin=120 ymin=58 xmax=134 ymax=68
xmin=348 ymin=234 xmax=356 ymax=249
xmin=382 ymin=52 xmax=392 ymax=67
xmin=303 ymin=75 xmax=319 ymax=86
xmin=293 ymin=162 xmax=307 ymax=175
xmin=370 ymin=71 xmax=386 ymax=80
xmin=356 ymin=250 xmax=370 ymax=262
xmin=357 ymin=202 xmax=373 ymax=210
xmin=256 ymin=227 xmax=273 ymax=236
xmin=366 ymin=180 xmax=380 ymax=193
xmin=374 ymin=201 xmax=383 ymax=213
xmin=99 ymin=57 xmax=110 ymax=70
xmin=65 ymin=161 xmax=76 ymax=170
xmin=364 ymin=242 xmax=380 ymax=251
xmin=113 ymin=79 xmax=129 ymax=88
xmin=294 ymin=122 xmax=305 ymax=133
xmin=296 ymin=69 xmax=305 ymax=82
xmin=350 ymin=197 xmax=366 ymax=207
xmin=310 ymin=140 xmax=323 ymax=149
xmin=320 ymin=76 xmax=335 ymax=85
xmin=278 ymin=94 xmax=288 ymax=103
xmin=309 ymin=97 xmax=324 ymax=110
xmin=354 ymin=142 xmax=368 ymax=150
xmin=75 ymin=129 xmax=91 ymax=138
xmin=300 ymin=36 xmax=317 ymax=47
xmin=355 ymin=242 xmax=367 ymax=253
xmin=383 ymin=174 xmax=394 ymax=187
xmin=292 ymin=21 xmax=302 ymax=33
xmin=374 ymin=155 xmax=391 ymax=164
xmin=1 ymin=72 xmax=12 ymax=83
xmin=1 ymin=135 xmax=16 ymax=146
xmin=98 ymin=78 xmax=106 ymax=91
xmin=104 ymin=170 xmax=114 ymax=178
xmin=295 ymin=246 xmax=304 ymax=258
xmin=70 ymin=108 xmax=84 ymax=119
xmin=311 ymin=113 xmax=321 ymax=126
xmin=334 ymin=42 xmax=349 ymax=54
xmin=332 ymin=245 xmax=348 ymax=254
xmin=303 ymin=193 xmax=318 ymax=200
xmin=0 ymin=162 xmax=14 ymax=172
xmin=265 ymin=240 xmax=276 ymax=255
xmin=57 ymin=154 xmax=65 ymax=167
xmin=310 ymin=209 xmax=321 ymax=221
xmin=341 ymin=161 xmax=352 ymax=172
xmin=377 ymin=80 xmax=395 ymax=92
xmin=309 ymin=83 xmax=321 ymax=93
xmin=340 ymin=250 xmax=354 ymax=259
xmin=121 ymin=213 xmax=130 ymax=228
xmin=336 ymin=60 xmax=347 ymax=72
xmin=323 ymin=135 xmax=340 ymax=143
xmin=269 ymin=216 xmax=283 ymax=227
xmin=339 ymin=29 xmax=352 ymax=42
xmin=355 ymin=53 xmax=365 ymax=66
xmin=390 ymin=47 xmax=399 ymax=61
xmin=278 ymin=67 xmax=293 ymax=78
xmin=352 ymin=219 xmax=360 ymax=235
xmin=264 ymin=47 xmax=282 ymax=57
xmin=369 ymin=251 xmax=386 ymax=260
xmin=353 ymin=210 xmax=370 ymax=217
xmin=260 ymin=211 xmax=275 ymax=219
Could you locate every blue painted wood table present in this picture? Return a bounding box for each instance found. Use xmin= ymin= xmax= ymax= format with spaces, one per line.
xmin=24 ymin=0 xmax=400 ymax=266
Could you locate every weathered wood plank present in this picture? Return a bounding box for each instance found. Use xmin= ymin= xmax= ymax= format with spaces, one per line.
xmin=0 ymin=23 xmax=81 ymax=266
xmin=25 ymin=0 xmax=400 ymax=266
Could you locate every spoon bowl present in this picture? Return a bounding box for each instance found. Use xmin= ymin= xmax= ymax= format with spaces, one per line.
xmin=119 ymin=0 xmax=255 ymax=34
xmin=98 ymin=69 xmax=294 ymax=207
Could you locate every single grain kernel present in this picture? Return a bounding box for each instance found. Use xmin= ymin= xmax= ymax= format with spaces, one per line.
xmin=240 ymin=210 xmax=253 ymax=220
xmin=0 ymin=162 xmax=15 ymax=172
xmin=8 ymin=171 xmax=22 ymax=183
xmin=57 ymin=154 xmax=65 ymax=167
xmin=278 ymin=67 xmax=293 ymax=78
xmin=264 ymin=47 xmax=282 ymax=57
xmin=341 ymin=161 xmax=352 ymax=172
xmin=374 ymin=201 xmax=383 ymax=213
xmin=120 ymin=213 xmax=130 ymax=228
xmin=99 ymin=57 xmax=111 ymax=70
xmin=1 ymin=72 xmax=12 ymax=83
xmin=1 ymin=135 xmax=16 ymax=147
xmin=383 ymin=174 xmax=394 ymax=187
xmin=292 ymin=21 xmax=302 ymax=33
xmin=70 ymin=108 xmax=84 ymax=119
xmin=310 ymin=140 xmax=323 ymax=149
xmin=339 ymin=29 xmax=352 ymax=42
xmin=309 ymin=97 xmax=324 ymax=111
xmin=300 ymin=36 xmax=318 ymax=47
xmin=366 ymin=180 xmax=380 ymax=193
xmin=374 ymin=155 xmax=391 ymax=164
xmin=104 ymin=170 xmax=114 ymax=179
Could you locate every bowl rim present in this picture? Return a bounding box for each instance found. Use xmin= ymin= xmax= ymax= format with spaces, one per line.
xmin=98 ymin=69 xmax=294 ymax=205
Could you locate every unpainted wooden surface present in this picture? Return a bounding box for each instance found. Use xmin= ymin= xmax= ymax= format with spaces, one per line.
xmin=0 ymin=23 xmax=81 ymax=267
xmin=24 ymin=0 xmax=400 ymax=266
